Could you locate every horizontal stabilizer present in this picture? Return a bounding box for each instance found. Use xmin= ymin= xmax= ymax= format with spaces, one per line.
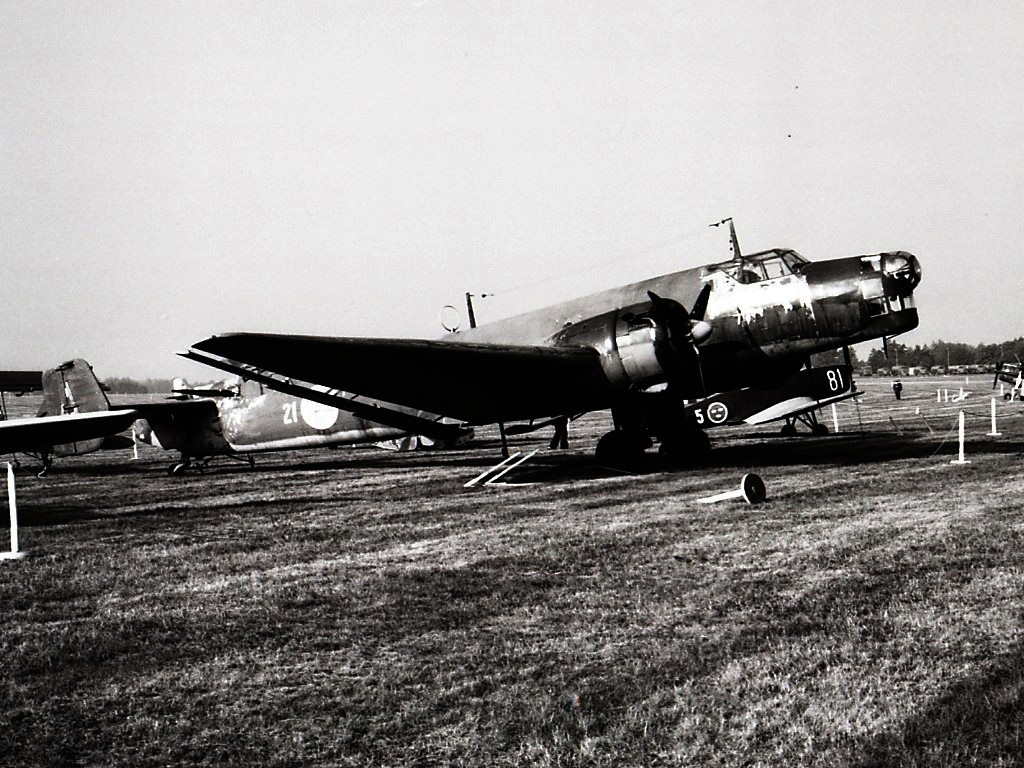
xmin=0 ymin=410 xmax=139 ymax=454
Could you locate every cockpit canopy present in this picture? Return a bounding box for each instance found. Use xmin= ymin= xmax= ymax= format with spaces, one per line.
xmin=702 ymin=249 xmax=808 ymax=284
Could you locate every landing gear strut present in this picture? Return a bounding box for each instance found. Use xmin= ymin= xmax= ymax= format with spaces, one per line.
xmin=780 ymin=409 xmax=829 ymax=437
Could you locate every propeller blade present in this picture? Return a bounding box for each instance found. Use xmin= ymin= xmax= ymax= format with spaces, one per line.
xmin=690 ymin=282 xmax=712 ymax=322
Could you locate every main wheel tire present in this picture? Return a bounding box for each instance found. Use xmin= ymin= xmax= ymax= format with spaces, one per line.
xmin=811 ymin=423 xmax=829 ymax=436
xmin=780 ymin=423 xmax=798 ymax=437
xmin=595 ymin=430 xmax=649 ymax=469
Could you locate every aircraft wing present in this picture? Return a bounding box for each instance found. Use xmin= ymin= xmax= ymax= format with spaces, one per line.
xmin=188 ymin=333 xmax=611 ymax=425
xmin=0 ymin=410 xmax=140 ymax=454
xmin=0 ymin=370 xmax=43 ymax=393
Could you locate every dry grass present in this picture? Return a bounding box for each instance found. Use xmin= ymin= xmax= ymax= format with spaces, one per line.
xmin=2 ymin=377 xmax=1024 ymax=767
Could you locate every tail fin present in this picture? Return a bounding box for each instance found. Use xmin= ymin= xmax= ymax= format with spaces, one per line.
xmin=38 ymin=359 xmax=112 ymax=456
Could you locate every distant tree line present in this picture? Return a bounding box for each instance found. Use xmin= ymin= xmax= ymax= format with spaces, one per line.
xmin=864 ymin=337 xmax=1024 ymax=371
xmin=102 ymin=377 xmax=173 ymax=394
xmin=811 ymin=338 xmax=1024 ymax=372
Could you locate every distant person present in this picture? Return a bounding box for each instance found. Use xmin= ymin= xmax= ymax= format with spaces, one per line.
xmin=892 ymin=379 xmax=903 ymax=400
xmin=549 ymin=417 xmax=569 ymax=450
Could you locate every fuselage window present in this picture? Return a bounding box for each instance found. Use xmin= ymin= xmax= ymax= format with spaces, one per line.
xmin=865 ymin=298 xmax=888 ymax=317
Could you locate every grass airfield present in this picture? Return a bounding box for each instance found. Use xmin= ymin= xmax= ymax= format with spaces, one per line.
xmin=2 ymin=376 xmax=1024 ymax=767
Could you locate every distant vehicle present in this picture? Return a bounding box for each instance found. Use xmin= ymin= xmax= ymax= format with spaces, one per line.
xmin=186 ymin=222 xmax=922 ymax=466
xmin=134 ymin=377 xmax=471 ymax=475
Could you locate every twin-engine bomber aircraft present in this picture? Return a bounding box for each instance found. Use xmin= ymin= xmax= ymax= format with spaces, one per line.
xmin=185 ymin=241 xmax=921 ymax=466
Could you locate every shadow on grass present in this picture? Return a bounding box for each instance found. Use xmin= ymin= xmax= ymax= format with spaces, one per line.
xmin=854 ymin=646 xmax=1024 ymax=767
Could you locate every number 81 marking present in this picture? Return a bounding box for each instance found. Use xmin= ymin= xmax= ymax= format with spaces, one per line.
xmin=827 ymin=369 xmax=844 ymax=392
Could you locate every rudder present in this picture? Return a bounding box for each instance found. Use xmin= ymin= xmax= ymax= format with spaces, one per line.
xmin=38 ymin=359 xmax=112 ymax=456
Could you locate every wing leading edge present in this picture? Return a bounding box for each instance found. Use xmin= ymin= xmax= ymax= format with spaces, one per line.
xmin=188 ymin=333 xmax=611 ymax=425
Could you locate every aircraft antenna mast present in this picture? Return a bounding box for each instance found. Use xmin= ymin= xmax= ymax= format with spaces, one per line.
xmin=710 ymin=217 xmax=742 ymax=261
xmin=728 ymin=218 xmax=742 ymax=261
xmin=465 ymin=292 xmax=492 ymax=329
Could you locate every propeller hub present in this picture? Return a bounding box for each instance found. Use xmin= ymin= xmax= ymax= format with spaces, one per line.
xmin=691 ymin=320 xmax=713 ymax=345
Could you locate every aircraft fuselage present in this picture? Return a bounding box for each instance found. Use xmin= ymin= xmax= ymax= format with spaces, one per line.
xmin=450 ymin=248 xmax=920 ymax=397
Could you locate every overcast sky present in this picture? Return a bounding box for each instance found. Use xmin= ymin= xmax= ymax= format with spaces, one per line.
xmin=3 ymin=1 xmax=1022 ymax=377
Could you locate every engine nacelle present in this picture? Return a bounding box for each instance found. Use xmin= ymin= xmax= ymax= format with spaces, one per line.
xmin=554 ymin=305 xmax=695 ymax=391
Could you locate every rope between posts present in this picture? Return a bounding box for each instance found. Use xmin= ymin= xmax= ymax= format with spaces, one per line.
xmin=927 ymin=414 xmax=965 ymax=457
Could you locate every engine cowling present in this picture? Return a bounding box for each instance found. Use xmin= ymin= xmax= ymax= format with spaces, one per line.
xmin=555 ymin=294 xmax=705 ymax=391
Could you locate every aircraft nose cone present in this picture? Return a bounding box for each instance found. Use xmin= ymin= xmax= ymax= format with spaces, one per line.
xmin=881 ymin=251 xmax=921 ymax=294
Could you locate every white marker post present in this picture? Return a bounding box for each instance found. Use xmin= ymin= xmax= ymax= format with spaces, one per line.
xmin=697 ymin=473 xmax=767 ymax=505
xmin=1 ymin=463 xmax=25 ymax=560
xmin=951 ymin=410 xmax=970 ymax=465
xmin=937 ymin=389 xmax=941 ymax=403
xmin=132 ymin=428 xmax=139 ymax=460
xmin=831 ymin=403 xmax=839 ymax=433
xmin=989 ymin=397 xmax=1001 ymax=436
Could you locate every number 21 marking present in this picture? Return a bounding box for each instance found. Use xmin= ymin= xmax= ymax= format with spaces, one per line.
xmin=282 ymin=401 xmax=298 ymax=424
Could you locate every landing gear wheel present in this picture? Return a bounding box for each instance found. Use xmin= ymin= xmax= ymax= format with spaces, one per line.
xmin=780 ymin=423 xmax=798 ymax=437
xmin=595 ymin=430 xmax=650 ymax=469
xmin=811 ymin=423 xmax=829 ymax=436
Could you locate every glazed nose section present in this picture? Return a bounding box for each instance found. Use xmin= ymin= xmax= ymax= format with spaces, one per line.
xmin=880 ymin=251 xmax=921 ymax=295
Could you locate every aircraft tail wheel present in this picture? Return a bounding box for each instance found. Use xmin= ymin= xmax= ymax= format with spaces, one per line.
xmin=168 ymin=461 xmax=190 ymax=477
